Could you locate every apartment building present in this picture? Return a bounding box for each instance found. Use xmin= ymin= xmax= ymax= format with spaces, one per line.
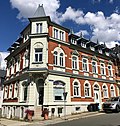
xmin=2 ymin=5 xmax=119 ymax=119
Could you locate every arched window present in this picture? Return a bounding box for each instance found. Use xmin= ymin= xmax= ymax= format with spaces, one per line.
xmin=60 ymin=53 xmax=64 ymax=67
xmin=72 ymin=56 xmax=78 ymax=69
xmin=22 ymin=82 xmax=28 ymax=101
xmin=94 ymin=84 xmax=99 ymax=90
xmin=110 ymin=85 xmax=115 ymax=97
xmin=4 ymin=86 xmax=8 ymax=99
xmin=53 ymin=47 xmax=65 ymax=67
xmin=84 ymin=83 xmax=91 ymax=97
xmin=54 ymin=51 xmax=58 ymax=65
xmin=92 ymin=61 xmax=97 ymax=74
xmin=73 ymin=82 xmax=80 ymax=97
xmin=53 ymin=80 xmax=65 ymax=100
xmin=9 ymin=84 xmax=13 ymax=98
xmin=33 ymin=42 xmax=43 ymax=63
xmin=102 ymin=85 xmax=108 ymax=98
xmin=82 ymin=58 xmax=88 ymax=72
xmin=14 ymin=82 xmax=18 ymax=98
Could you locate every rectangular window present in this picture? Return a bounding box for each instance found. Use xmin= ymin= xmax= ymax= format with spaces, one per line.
xmin=36 ymin=23 xmax=42 ymax=33
xmin=81 ymin=42 xmax=86 ymax=48
xmin=108 ymin=65 xmax=112 ymax=76
xmin=92 ymin=61 xmax=97 ymax=74
xmin=54 ymin=29 xmax=58 ymax=39
xmin=54 ymin=88 xmax=64 ymax=100
xmin=100 ymin=63 xmax=105 ymax=75
xmin=35 ymin=48 xmax=43 ymax=62
xmin=72 ymin=56 xmax=78 ymax=69
xmin=24 ymin=86 xmax=27 ymax=101
xmin=74 ymin=86 xmax=79 ymax=96
xmin=85 ymin=88 xmax=89 ymax=97
xmin=60 ymin=31 xmax=64 ymax=41
xmin=82 ymin=58 xmax=88 ymax=71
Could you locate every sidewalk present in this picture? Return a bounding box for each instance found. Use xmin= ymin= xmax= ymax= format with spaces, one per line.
xmin=0 ymin=111 xmax=104 ymax=126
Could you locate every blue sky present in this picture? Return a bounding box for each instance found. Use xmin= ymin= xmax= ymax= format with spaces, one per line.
xmin=0 ymin=0 xmax=120 ymax=68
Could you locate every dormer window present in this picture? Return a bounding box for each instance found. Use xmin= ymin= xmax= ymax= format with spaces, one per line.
xmin=36 ymin=23 xmax=42 ymax=33
xmin=98 ymin=49 xmax=102 ymax=54
xmin=90 ymin=46 xmax=95 ymax=51
xmin=71 ymin=39 xmax=77 ymax=45
xmin=105 ymin=51 xmax=109 ymax=56
xmin=81 ymin=42 xmax=86 ymax=48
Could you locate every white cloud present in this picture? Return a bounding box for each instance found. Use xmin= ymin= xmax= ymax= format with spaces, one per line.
xmin=75 ymin=30 xmax=89 ymax=37
xmin=0 ymin=52 xmax=9 ymax=70
xmin=10 ymin=0 xmax=60 ymax=20
xmin=10 ymin=0 xmax=120 ymax=48
xmin=59 ymin=6 xmax=84 ymax=24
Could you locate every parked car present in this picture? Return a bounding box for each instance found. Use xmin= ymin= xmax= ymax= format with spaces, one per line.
xmin=102 ymin=96 xmax=120 ymax=112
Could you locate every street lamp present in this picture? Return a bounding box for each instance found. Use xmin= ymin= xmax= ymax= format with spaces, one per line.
xmin=63 ymin=90 xmax=67 ymax=120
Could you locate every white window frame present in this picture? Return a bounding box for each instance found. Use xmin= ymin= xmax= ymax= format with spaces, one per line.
xmin=108 ymin=65 xmax=113 ymax=77
xmin=36 ymin=23 xmax=42 ymax=33
xmin=82 ymin=58 xmax=88 ymax=72
xmin=84 ymin=83 xmax=91 ymax=97
xmin=9 ymin=84 xmax=13 ymax=98
xmin=34 ymin=48 xmax=43 ymax=62
xmin=73 ymin=82 xmax=80 ymax=97
xmin=100 ymin=63 xmax=106 ymax=75
xmin=53 ymin=81 xmax=65 ymax=101
xmin=14 ymin=82 xmax=18 ymax=98
xmin=60 ymin=31 xmax=64 ymax=41
xmin=4 ymin=86 xmax=8 ymax=99
xmin=71 ymin=39 xmax=77 ymax=45
xmin=72 ymin=56 xmax=78 ymax=70
xmin=81 ymin=42 xmax=86 ymax=48
xmin=98 ymin=49 xmax=102 ymax=54
xmin=110 ymin=85 xmax=116 ymax=97
xmin=53 ymin=47 xmax=65 ymax=67
xmin=53 ymin=51 xmax=58 ymax=66
xmin=60 ymin=53 xmax=64 ymax=67
xmin=92 ymin=61 xmax=98 ymax=74
xmin=11 ymin=64 xmax=14 ymax=75
xmin=54 ymin=28 xmax=58 ymax=39
xmin=102 ymin=84 xmax=108 ymax=98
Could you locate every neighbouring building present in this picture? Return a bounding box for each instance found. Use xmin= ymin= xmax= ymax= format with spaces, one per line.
xmin=111 ymin=44 xmax=120 ymax=95
xmin=2 ymin=5 xmax=119 ymax=119
xmin=0 ymin=69 xmax=6 ymax=109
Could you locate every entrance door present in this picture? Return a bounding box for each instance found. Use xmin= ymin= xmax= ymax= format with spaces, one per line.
xmin=38 ymin=86 xmax=44 ymax=105
xmin=94 ymin=84 xmax=100 ymax=103
xmin=94 ymin=90 xmax=100 ymax=103
xmin=37 ymin=79 xmax=44 ymax=105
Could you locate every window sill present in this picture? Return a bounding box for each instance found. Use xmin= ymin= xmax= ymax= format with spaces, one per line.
xmin=103 ymin=97 xmax=108 ymax=99
xmin=32 ymin=62 xmax=43 ymax=64
xmin=83 ymin=70 xmax=89 ymax=73
xmin=54 ymin=100 xmax=66 ymax=102
xmin=72 ymin=69 xmax=79 ymax=71
xmin=73 ymin=96 xmax=81 ymax=98
xmin=19 ymin=101 xmax=27 ymax=103
xmin=85 ymin=96 xmax=91 ymax=98
xmin=93 ymin=73 xmax=98 ymax=75
xmin=101 ymin=74 xmax=106 ymax=76
xmin=53 ymin=65 xmax=65 ymax=69
xmin=109 ymin=76 xmax=113 ymax=78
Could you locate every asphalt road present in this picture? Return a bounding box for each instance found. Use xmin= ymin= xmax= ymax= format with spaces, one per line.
xmin=48 ymin=112 xmax=120 ymax=126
